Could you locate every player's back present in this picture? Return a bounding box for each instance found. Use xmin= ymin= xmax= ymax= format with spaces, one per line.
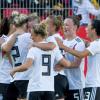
xmin=11 ymin=32 xmax=32 ymax=81
xmin=27 ymin=42 xmax=63 ymax=92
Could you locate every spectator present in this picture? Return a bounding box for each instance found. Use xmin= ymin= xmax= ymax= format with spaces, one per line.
xmin=72 ymin=0 xmax=100 ymax=25
xmin=2 ymin=0 xmax=29 ymax=18
xmin=72 ymin=0 xmax=100 ymax=41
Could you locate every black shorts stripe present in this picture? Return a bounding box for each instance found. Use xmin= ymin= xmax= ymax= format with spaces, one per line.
xmin=90 ymin=87 xmax=96 ymax=100
xmin=84 ymin=87 xmax=100 ymax=100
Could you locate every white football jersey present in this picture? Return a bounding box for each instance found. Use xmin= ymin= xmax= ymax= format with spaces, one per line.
xmin=0 ymin=35 xmax=12 ymax=84
xmin=63 ymin=36 xmax=85 ymax=89
xmin=46 ymin=35 xmax=58 ymax=47
xmin=27 ymin=41 xmax=63 ymax=92
xmin=72 ymin=0 xmax=100 ymax=25
xmin=86 ymin=39 xmax=100 ymax=87
xmin=0 ymin=35 xmax=7 ymax=63
xmin=52 ymin=33 xmax=65 ymax=75
xmin=10 ymin=33 xmax=33 ymax=81
xmin=53 ymin=33 xmax=63 ymax=41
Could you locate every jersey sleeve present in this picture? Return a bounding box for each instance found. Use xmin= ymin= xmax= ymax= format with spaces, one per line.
xmin=75 ymin=42 xmax=85 ymax=52
xmin=86 ymin=41 xmax=100 ymax=55
xmin=27 ymin=47 xmax=35 ymax=60
xmin=55 ymin=48 xmax=63 ymax=63
xmin=23 ymin=33 xmax=32 ymax=44
xmin=46 ymin=36 xmax=58 ymax=46
xmin=1 ymin=34 xmax=13 ymax=48
xmin=53 ymin=34 xmax=63 ymax=41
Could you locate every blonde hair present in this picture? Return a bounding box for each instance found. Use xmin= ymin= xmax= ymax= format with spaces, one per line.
xmin=32 ymin=23 xmax=47 ymax=38
xmin=28 ymin=13 xmax=40 ymax=23
xmin=13 ymin=14 xmax=28 ymax=27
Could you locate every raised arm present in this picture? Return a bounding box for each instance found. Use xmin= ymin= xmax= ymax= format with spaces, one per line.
xmin=2 ymin=33 xmax=19 ymax=52
xmin=32 ymin=42 xmax=56 ymax=50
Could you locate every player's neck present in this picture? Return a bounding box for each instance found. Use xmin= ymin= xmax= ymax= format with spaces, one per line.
xmin=15 ymin=28 xmax=25 ymax=34
xmin=90 ymin=35 xmax=98 ymax=41
xmin=67 ymin=34 xmax=76 ymax=41
xmin=35 ymin=37 xmax=44 ymax=43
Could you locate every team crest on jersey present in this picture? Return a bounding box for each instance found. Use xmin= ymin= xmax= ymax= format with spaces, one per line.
xmin=75 ymin=38 xmax=81 ymax=43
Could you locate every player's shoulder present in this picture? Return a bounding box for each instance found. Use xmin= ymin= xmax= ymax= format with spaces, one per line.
xmin=95 ymin=39 xmax=100 ymax=42
xmin=22 ymin=32 xmax=31 ymax=37
xmin=20 ymin=32 xmax=31 ymax=42
xmin=29 ymin=47 xmax=39 ymax=54
xmin=46 ymin=36 xmax=57 ymax=43
xmin=75 ymin=36 xmax=84 ymax=43
xmin=90 ymin=39 xmax=100 ymax=46
xmin=53 ymin=33 xmax=63 ymax=40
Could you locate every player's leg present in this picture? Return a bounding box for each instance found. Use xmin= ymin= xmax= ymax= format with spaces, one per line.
xmin=43 ymin=91 xmax=56 ymax=100
xmin=14 ymin=80 xmax=29 ymax=100
xmin=6 ymin=82 xmax=18 ymax=100
xmin=54 ymin=74 xmax=69 ymax=100
xmin=0 ymin=83 xmax=9 ymax=100
xmin=28 ymin=91 xmax=41 ymax=100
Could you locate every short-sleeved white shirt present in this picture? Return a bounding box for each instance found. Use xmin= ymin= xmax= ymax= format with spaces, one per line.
xmin=10 ymin=33 xmax=33 ymax=81
xmin=27 ymin=41 xmax=63 ymax=92
xmin=0 ymin=35 xmax=12 ymax=84
xmin=86 ymin=39 xmax=100 ymax=87
xmin=63 ymin=36 xmax=85 ymax=89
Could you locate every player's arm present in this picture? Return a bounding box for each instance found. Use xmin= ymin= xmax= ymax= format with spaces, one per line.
xmin=63 ymin=46 xmax=90 ymax=59
xmin=54 ymin=49 xmax=81 ymax=71
xmin=1 ymin=32 xmax=19 ymax=52
xmin=0 ymin=37 xmax=5 ymax=46
xmin=55 ymin=37 xmax=63 ymax=45
xmin=10 ymin=58 xmax=33 ymax=77
xmin=70 ymin=57 xmax=82 ymax=67
xmin=32 ymin=42 xmax=56 ymax=50
xmin=57 ymin=40 xmax=90 ymax=59
xmin=55 ymin=57 xmax=81 ymax=70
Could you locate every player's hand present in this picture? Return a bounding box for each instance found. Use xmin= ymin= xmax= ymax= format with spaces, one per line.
xmin=10 ymin=70 xmax=15 ymax=78
xmin=56 ymin=39 xmax=64 ymax=49
xmin=54 ymin=64 xmax=64 ymax=72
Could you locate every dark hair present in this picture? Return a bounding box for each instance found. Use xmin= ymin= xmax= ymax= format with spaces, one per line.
xmin=0 ymin=17 xmax=9 ymax=36
xmin=0 ymin=16 xmax=15 ymax=36
xmin=92 ymin=19 xmax=100 ymax=36
xmin=48 ymin=15 xmax=63 ymax=32
xmin=67 ymin=16 xmax=80 ymax=28
xmin=32 ymin=23 xmax=47 ymax=38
